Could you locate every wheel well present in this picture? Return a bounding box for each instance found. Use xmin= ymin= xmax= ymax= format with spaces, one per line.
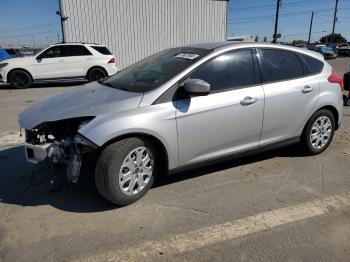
xmin=86 ymin=66 xmax=108 ymax=78
xmin=7 ymin=68 xmax=33 ymax=82
xmin=317 ymin=105 xmax=339 ymax=130
xmin=103 ymin=133 xmax=169 ymax=177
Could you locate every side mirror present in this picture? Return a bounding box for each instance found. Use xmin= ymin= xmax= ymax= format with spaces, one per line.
xmin=36 ymin=55 xmax=42 ymax=61
xmin=184 ymin=79 xmax=210 ymax=96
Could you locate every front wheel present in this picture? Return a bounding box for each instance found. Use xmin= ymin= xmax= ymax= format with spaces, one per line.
xmin=95 ymin=137 xmax=157 ymax=206
xmin=301 ymin=109 xmax=335 ymax=155
xmin=9 ymin=70 xmax=32 ymax=89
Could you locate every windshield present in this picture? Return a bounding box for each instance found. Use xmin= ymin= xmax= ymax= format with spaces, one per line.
xmin=102 ymin=47 xmax=210 ymax=92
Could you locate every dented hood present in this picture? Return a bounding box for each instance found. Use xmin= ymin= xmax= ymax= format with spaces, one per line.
xmin=19 ymin=82 xmax=143 ymax=130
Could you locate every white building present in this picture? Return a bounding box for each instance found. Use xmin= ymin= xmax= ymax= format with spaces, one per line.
xmin=60 ymin=0 xmax=228 ymax=69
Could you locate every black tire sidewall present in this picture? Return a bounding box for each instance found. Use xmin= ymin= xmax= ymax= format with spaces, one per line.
xmin=95 ymin=138 xmax=157 ymax=206
xmin=87 ymin=68 xmax=107 ymax=82
xmin=302 ymin=109 xmax=335 ymax=155
xmin=10 ymin=70 xmax=32 ymax=89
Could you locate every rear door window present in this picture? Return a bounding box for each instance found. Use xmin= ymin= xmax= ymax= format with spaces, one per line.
xmin=190 ymin=49 xmax=256 ymax=93
xmin=91 ymin=46 xmax=112 ymax=55
xmin=68 ymin=45 xmax=92 ymax=56
xmin=259 ymin=49 xmax=303 ymax=83
xmin=298 ymin=54 xmax=324 ymax=76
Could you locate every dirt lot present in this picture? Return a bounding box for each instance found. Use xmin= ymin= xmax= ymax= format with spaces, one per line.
xmin=0 ymin=59 xmax=350 ymax=262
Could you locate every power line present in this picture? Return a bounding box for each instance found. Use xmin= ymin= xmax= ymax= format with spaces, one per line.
xmin=0 ymin=30 xmax=60 ymax=39
xmin=0 ymin=22 xmax=60 ymax=32
xmin=229 ymin=0 xmax=330 ymax=12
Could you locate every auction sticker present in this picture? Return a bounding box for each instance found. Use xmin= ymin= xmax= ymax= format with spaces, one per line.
xmin=175 ymin=53 xmax=200 ymax=60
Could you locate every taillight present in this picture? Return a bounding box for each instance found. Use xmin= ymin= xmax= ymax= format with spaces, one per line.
xmin=108 ymin=57 xmax=115 ymax=64
xmin=328 ymin=69 xmax=344 ymax=92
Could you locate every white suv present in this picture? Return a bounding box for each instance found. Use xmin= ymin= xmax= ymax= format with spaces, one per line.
xmin=0 ymin=43 xmax=118 ymax=88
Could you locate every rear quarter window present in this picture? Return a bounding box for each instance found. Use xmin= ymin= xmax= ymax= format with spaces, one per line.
xmin=91 ymin=46 xmax=112 ymax=55
xmin=298 ymin=54 xmax=324 ymax=76
xmin=259 ymin=49 xmax=304 ymax=83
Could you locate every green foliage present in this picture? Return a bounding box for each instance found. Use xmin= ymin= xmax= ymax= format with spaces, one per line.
xmin=320 ymin=33 xmax=347 ymax=44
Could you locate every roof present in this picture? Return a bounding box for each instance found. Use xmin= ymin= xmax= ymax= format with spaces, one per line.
xmin=183 ymin=41 xmax=325 ymax=61
xmin=184 ymin=41 xmax=240 ymax=50
xmin=54 ymin=42 xmax=105 ymax=46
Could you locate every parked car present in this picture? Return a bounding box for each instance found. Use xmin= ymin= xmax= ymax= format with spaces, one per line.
xmin=0 ymin=43 xmax=118 ymax=88
xmin=336 ymin=43 xmax=350 ymax=57
xmin=4 ymin=48 xmax=23 ymax=58
xmin=314 ymin=45 xmax=337 ymax=59
xmin=0 ymin=48 xmax=11 ymax=61
xmin=18 ymin=42 xmax=343 ymax=206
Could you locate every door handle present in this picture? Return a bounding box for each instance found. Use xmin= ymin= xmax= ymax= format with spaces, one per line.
xmin=302 ymin=85 xmax=313 ymax=93
xmin=240 ymin=96 xmax=257 ymax=106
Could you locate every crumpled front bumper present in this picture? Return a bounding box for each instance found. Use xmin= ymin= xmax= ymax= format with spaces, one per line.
xmin=24 ymin=143 xmax=51 ymax=164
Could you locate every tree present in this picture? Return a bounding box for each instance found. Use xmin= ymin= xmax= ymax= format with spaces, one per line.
xmin=320 ymin=33 xmax=347 ymax=44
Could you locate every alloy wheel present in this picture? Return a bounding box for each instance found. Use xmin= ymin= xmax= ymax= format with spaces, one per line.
xmin=310 ymin=116 xmax=332 ymax=150
xmin=118 ymin=146 xmax=154 ymax=196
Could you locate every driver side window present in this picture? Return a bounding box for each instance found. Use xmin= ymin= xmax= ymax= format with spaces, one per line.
xmin=41 ymin=46 xmax=67 ymax=59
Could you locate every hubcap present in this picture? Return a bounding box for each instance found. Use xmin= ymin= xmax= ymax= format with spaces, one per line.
xmin=310 ymin=116 xmax=332 ymax=150
xmin=119 ymin=146 xmax=153 ymax=196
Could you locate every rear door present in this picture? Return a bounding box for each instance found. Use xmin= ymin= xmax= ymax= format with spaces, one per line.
xmin=175 ymin=49 xmax=265 ymax=166
xmin=34 ymin=45 xmax=68 ymax=79
xmin=64 ymin=45 xmax=93 ymax=77
xmin=258 ymin=48 xmax=320 ymax=145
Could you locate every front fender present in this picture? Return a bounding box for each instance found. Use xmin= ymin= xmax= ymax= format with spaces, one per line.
xmin=78 ymin=104 xmax=179 ymax=169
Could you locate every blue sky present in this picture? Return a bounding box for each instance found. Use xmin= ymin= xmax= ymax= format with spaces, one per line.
xmin=227 ymin=0 xmax=350 ymax=42
xmin=0 ymin=0 xmax=349 ymax=46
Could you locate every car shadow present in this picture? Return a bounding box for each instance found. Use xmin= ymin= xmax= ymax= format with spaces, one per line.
xmin=0 ymin=144 xmax=305 ymax=213
xmin=0 ymin=81 xmax=86 ymax=90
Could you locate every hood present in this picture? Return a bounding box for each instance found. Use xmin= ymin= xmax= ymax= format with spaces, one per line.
xmin=19 ymin=82 xmax=144 ymax=130
xmin=5 ymin=56 xmax=35 ymax=64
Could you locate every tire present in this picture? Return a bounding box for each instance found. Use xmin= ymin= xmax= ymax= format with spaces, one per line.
xmin=9 ymin=70 xmax=32 ymax=89
xmin=344 ymin=95 xmax=350 ymax=106
xmin=95 ymin=137 xmax=157 ymax=206
xmin=300 ymin=109 xmax=335 ymax=155
xmin=87 ymin=67 xmax=107 ymax=82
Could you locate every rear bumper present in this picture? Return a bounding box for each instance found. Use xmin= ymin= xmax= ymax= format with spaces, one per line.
xmin=105 ymin=64 xmax=119 ymax=76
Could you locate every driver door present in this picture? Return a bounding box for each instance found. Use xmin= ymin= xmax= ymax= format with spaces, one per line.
xmin=34 ymin=45 xmax=68 ymax=79
xmin=175 ymin=49 xmax=264 ymax=166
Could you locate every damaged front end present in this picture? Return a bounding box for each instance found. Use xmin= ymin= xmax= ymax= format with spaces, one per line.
xmin=23 ymin=117 xmax=98 ymax=183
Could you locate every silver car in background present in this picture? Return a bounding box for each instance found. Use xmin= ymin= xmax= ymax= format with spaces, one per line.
xmin=19 ymin=42 xmax=344 ymax=205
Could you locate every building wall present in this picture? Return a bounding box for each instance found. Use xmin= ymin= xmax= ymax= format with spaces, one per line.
xmin=60 ymin=0 xmax=227 ymax=69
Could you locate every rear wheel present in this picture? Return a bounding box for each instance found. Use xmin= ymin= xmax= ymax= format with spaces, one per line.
xmin=301 ymin=109 xmax=335 ymax=155
xmin=87 ymin=67 xmax=107 ymax=82
xmin=95 ymin=137 xmax=157 ymax=206
xmin=9 ymin=70 xmax=32 ymax=89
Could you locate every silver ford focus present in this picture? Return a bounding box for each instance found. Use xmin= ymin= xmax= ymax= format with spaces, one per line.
xmin=19 ymin=42 xmax=344 ymax=205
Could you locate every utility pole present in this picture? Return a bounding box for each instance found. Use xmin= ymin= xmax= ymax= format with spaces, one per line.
xmin=273 ymin=0 xmax=281 ymax=43
xmin=56 ymin=0 xmax=68 ymax=43
xmin=331 ymin=0 xmax=339 ymax=43
xmin=308 ymin=12 xmax=314 ymax=44
xmin=32 ymin=35 xmax=36 ymax=49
